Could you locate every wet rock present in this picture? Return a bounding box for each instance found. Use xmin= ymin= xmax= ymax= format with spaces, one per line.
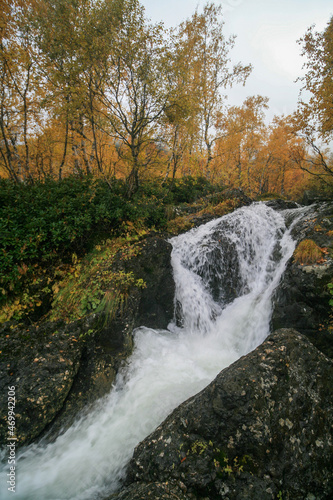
xmin=0 ymin=320 xmax=82 ymax=447
xmin=272 ymin=202 xmax=333 ymax=358
xmin=118 ymin=329 xmax=333 ymax=500
xmin=123 ymin=237 xmax=175 ymax=330
xmin=0 ymin=236 xmax=175 ymax=447
xmin=265 ymin=199 xmax=299 ymax=210
xmin=301 ymin=190 xmax=333 ymax=205
xmin=271 ymin=260 xmax=333 ymax=356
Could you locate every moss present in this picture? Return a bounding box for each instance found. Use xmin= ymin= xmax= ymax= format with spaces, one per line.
xmin=195 ymin=199 xmax=236 ymax=218
xmin=166 ymin=215 xmax=194 ymax=235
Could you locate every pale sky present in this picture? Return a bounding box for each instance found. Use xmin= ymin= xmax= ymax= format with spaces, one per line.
xmin=141 ymin=0 xmax=333 ymax=122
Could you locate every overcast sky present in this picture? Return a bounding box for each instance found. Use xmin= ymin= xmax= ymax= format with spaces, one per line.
xmin=140 ymin=0 xmax=333 ymax=122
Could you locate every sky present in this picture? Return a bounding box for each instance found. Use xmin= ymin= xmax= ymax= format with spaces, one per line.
xmin=140 ymin=0 xmax=333 ymax=123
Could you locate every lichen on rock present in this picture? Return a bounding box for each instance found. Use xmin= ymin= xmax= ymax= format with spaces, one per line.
xmin=112 ymin=329 xmax=333 ymax=500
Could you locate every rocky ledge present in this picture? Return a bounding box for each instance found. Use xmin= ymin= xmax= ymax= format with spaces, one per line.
xmin=272 ymin=202 xmax=333 ymax=358
xmin=0 ymin=236 xmax=175 ymax=447
xmin=111 ymin=328 xmax=333 ymax=500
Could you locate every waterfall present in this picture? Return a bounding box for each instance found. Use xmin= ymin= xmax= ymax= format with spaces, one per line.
xmin=0 ymin=202 xmax=310 ymax=500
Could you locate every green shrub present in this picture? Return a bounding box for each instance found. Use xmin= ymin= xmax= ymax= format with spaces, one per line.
xmin=0 ymin=176 xmax=129 ymax=305
xmin=166 ymin=176 xmax=219 ymax=203
xmin=0 ymin=174 xmax=222 ymax=318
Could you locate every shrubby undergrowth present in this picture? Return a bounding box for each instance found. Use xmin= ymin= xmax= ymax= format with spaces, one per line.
xmin=0 ymin=175 xmax=220 ymax=322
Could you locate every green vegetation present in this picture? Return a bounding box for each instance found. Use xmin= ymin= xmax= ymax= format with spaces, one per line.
xmin=50 ymin=237 xmax=147 ymax=323
xmin=0 ymin=175 xmax=223 ymax=324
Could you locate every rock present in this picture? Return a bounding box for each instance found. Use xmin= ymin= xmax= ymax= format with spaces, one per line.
xmin=271 ymin=202 xmax=333 ymax=358
xmin=301 ymin=190 xmax=333 ymax=205
xmin=122 ymin=236 xmax=175 ymax=330
xmin=0 ymin=320 xmax=82 ymax=447
xmin=271 ymin=259 xmax=333 ymax=357
xmin=107 ymin=481 xmax=190 ymax=500
xmin=265 ymin=199 xmax=299 ymax=210
xmin=115 ymin=329 xmax=333 ymax=500
xmin=0 ymin=236 xmax=175 ymax=447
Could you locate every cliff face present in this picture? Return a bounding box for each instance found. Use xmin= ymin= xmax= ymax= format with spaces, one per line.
xmin=112 ymin=329 xmax=333 ymax=500
xmin=0 ymin=236 xmax=175 ymax=447
xmin=271 ymin=201 xmax=333 ymax=358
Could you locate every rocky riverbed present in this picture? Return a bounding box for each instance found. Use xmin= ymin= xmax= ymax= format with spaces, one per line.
xmin=0 ymin=199 xmax=332 ymax=500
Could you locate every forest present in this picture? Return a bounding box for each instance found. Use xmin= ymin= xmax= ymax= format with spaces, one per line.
xmin=1 ymin=0 xmax=333 ymax=194
xmin=0 ymin=0 xmax=333 ymax=322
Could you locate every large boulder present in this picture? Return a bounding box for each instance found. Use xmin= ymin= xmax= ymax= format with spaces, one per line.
xmin=120 ymin=236 xmax=175 ymax=330
xmin=111 ymin=329 xmax=333 ymax=500
xmin=0 ymin=320 xmax=82 ymax=447
xmin=0 ymin=236 xmax=175 ymax=447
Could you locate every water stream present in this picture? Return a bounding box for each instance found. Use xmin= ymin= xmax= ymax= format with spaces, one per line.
xmin=0 ymin=202 xmax=310 ymax=500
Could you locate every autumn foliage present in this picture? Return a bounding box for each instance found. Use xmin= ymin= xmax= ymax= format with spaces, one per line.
xmin=1 ymin=0 xmax=331 ymax=198
xmin=1 ymin=2 xmax=333 ymax=324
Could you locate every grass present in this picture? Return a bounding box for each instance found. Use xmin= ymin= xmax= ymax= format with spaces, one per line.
xmin=49 ymin=234 xmax=147 ymax=323
xmin=293 ymin=239 xmax=324 ymax=265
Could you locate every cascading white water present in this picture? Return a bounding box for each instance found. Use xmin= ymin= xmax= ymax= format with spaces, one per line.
xmin=0 ymin=202 xmax=310 ymax=500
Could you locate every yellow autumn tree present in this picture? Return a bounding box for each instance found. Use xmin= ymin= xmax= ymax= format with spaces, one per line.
xmin=173 ymin=3 xmax=252 ymax=178
xmin=0 ymin=0 xmax=45 ymax=181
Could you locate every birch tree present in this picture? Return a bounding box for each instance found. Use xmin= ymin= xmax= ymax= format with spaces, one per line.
xmin=93 ymin=0 xmax=174 ymax=196
xmin=176 ymin=2 xmax=252 ymax=176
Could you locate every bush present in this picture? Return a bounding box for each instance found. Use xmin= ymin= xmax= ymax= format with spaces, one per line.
xmin=0 ymin=174 xmax=221 ymax=315
xmin=0 ymin=176 xmax=129 ymax=305
xmin=166 ymin=176 xmax=219 ymax=204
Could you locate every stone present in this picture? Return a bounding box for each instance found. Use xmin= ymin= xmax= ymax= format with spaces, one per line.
xmin=265 ymin=199 xmax=299 ymax=210
xmin=0 ymin=236 xmax=175 ymax=447
xmin=115 ymin=329 xmax=333 ymax=500
xmin=107 ymin=481 xmax=190 ymax=500
xmin=271 ymin=202 xmax=333 ymax=358
xmin=0 ymin=320 xmax=82 ymax=446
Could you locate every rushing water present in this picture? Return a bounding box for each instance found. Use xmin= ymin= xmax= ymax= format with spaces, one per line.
xmin=0 ymin=202 xmax=310 ymax=500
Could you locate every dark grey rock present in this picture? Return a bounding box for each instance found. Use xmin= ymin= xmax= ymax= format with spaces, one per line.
xmin=124 ymin=237 xmax=175 ymax=330
xmin=0 ymin=236 xmax=175 ymax=447
xmin=107 ymin=481 xmax=191 ymax=500
xmin=265 ymin=199 xmax=299 ymax=210
xmin=116 ymin=329 xmax=333 ymax=500
xmin=271 ymin=202 xmax=333 ymax=358
xmin=301 ymin=190 xmax=333 ymax=205
xmin=0 ymin=320 xmax=82 ymax=447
